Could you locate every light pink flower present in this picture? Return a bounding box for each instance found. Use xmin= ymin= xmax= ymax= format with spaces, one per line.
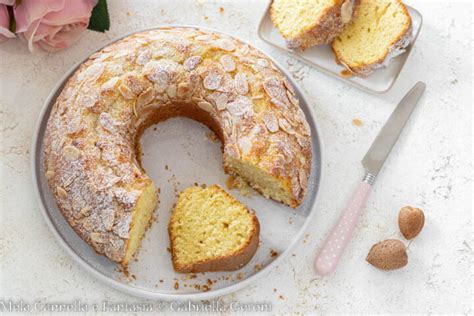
xmin=13 ymin=0 xmax=97 ymax=52
xmin=0 ymin=3 xmax=15 ymax=43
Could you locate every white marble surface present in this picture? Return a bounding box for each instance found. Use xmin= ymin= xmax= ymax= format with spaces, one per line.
xmin=0 ymin=0 xmax=472 ymax=314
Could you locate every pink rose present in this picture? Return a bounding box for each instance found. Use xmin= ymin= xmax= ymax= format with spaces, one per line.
xmin=13 ymin=0 xmax=97 ymax=52
xmin=0 ymin=3 xmax=15 ymax=43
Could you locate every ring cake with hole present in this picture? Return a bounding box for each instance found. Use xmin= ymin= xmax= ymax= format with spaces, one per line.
xmin=43 ymin=27 xmax=312 ymax=266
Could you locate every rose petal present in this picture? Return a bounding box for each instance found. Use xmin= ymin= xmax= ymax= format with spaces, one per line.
xmin=0 ymin=5 xmax=15 ymax=42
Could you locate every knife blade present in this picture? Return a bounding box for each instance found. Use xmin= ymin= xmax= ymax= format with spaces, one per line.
xmin=362 ymin=81 xmax=426 ymax=179
xmin=314 ymin=82 xmax=426 ymax=276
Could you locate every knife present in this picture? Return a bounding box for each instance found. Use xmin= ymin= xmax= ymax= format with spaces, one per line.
xmin=314 ymin=81 xmax=426 ymax=276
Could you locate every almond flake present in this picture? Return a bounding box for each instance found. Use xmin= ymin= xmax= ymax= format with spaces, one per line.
xmin=263 ymin=77 xmax=288 ymax=105
xmin=63 ymin=145 xmax=81 ymax=161
xmin=136 ymin=49 xmax=152 ymax=65
xmin=137 ymin=87 xmax=155 ymax=108
xmin=57 ymin=186 xmax=68 ymax=199
xmin=203 ymin=73 xmax=222 ymax=90
xmin=220 ymin=55 xmax=236 ymax=72
xmin=215 ymin=38 xmax=236 ymax=51
xmin=225 ymin=144 xmax=240 ymax=159
xmin=118 ymin=83 xmax=135 ymax=100
xmin=45 ymin=170 xmax=55 ymax=180
xmin=101 ymin=77 xmax=120 ymax=91
xmin=279 ymin=118 xmax=295 ymax=134
xmin=184 ymin=56 xmax=202 ymax=71
xmin=206 ymin=92 xmax=228 ymax=110
xmin=226 ymin=96 xmax=253 ymax=116
xmin=299 ymin=169 xmax=308 ymax=189
xmin=197 ymin=100 xmax=214 ymax=113
xmin=263 ymin=113 xmax=279 ymax=133
xmin=90 ymin=232 xmax=109 ymax=244
xmin=177 ymin=82 xmax=191 ymax=98
xmin=234 ymin=73 xmax=249 ymax=95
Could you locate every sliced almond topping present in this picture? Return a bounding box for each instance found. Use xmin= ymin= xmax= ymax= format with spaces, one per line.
xmin=215 ymin=38 xmax=236 ymax=51
xmin=63 ymin=145 xmax=81 ymax=161
xmin=279 ymin=118 xmax=295 ymax=134
xmin=226 ymin=96 xmax=253 ymax=116
xmin=183 ymin=56 xmax=202 ymax=71
xmin=234 ymin=73 xmax=249 ymax=95
xmin=203 ymin=73 xmax=222 ymax=90
xmin=225 ymin=144 xmax=240 ymax=159
xmin=206 ymin=92 xmax=228 ymax=110
xmin=90 ymin=232 xmax=109 ymax=244
xmin=101 ymin=77 xmax=120 ymax=91
xmin=118 ymin=83 xmax=135 ymax=100
xmin=286 ymin=90 xmax=299 ymax=106
xmin=177 ymin=82 xmax=191 ymax=98
xmin=220 ymin=55 xmax=236 ymax=72
xmin=197 ymin=100 xmax=214 ymax=113
xmin=57 ymin=186 xmax=68 ymax=199
xmin=136 ymin=87 xmax=155 ymax=108
xmin=299 ymin=169 xmax=308 ymax=189
xmin=136 ymin=49 xmax=152 ymax=65
xmin=263 ymin=113 xmax=279 ymax=133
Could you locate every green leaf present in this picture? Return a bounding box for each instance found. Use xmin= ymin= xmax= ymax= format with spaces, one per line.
xmin=88 ymin=0 xmax=110 ymax=33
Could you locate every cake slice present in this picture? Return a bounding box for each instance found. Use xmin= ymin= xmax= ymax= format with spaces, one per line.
xmin=271 ymin=0 xmax=360 ymax=50
xmin=169 ymin=185 xmax=260 ymax=273
xmin=332 ymin=0 xmax=412 ymax=76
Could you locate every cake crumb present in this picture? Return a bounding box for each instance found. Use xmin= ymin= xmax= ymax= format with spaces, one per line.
xmin=206 ymin=131 xmax=219 ymax=143
xmin=174 ymin=282 xmax=179 ymax=290
xmin=204 ymin=16 xmax=208 ymax=20
xmin=202 ymin=285 xmax=211 ymax=292
xmin=270 ymin=249 xmax=279 ymax=258
xmin=219 ymin=6 xmax=224 ymax=13
xmin=254 ymin=263 xmax=263 ymax=271
xmin=273 ymin=288 xmax=277 ymax=292
xmin=226 ymin=175 xmax=255 ymax=197
xmin=352 ymin=118 xmax=363 ymax=127
xmin=340 ymin=69 xmax=353 ymax=78
xmin=279 ymin=295 xmax=285 ymax=300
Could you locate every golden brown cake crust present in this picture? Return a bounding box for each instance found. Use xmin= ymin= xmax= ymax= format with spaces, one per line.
xmin=271 ymin=0 xmax=360 ymax=50
xmin=43 ymin=27 xmax=311 ymax=265
xmin=332 ymin=0 xmax=412 ymax=76
xmin=169 ymin=186 xmax=260 ymax=273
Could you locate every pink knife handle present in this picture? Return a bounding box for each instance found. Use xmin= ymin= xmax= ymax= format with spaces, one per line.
xmin=314 ymin=181 xmax=372 ymax=276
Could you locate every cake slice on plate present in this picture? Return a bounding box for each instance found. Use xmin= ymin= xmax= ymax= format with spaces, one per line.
xmin=332 ymin=0 xmax=412 ymax=76
xmin=169 ymin=185 xmax=260 ymax=273
xmin=271 ymin=0 xmax=360 ymax=50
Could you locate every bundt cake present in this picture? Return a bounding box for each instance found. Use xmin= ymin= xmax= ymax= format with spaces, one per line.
xmin=169 ymin=185 xmax=260 ymax=273
xmin=271 ymin=0 xmax=360 ymax=50
xmin=43 ymin=27 xmax=312 ymax=266
xmin=332 ymin=0 xmax=412 ymax=76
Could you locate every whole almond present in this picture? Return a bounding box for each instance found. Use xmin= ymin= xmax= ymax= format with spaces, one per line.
xmin=366 ymin=239 xmax=408 ymax=270
xmin=398 ymin=206 xmax=425 ymax=240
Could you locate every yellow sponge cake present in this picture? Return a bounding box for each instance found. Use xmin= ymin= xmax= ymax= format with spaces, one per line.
xmin=332 ymin=0 xmax=412 ymax=76
xmin=169 ymin=185 xmax=260 ymax=273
